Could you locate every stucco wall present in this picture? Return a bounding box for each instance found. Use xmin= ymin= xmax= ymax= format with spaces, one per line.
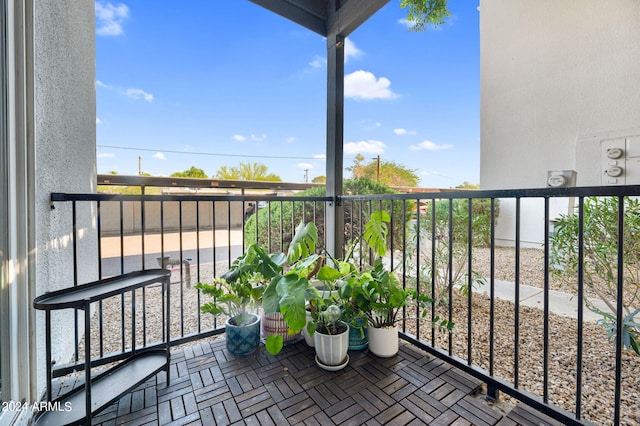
xmin=480 ymin=0 xmax=640 ymax=189
xmin=480 ymin=0 xmax=640 ymax=244
xmin=34 ymin=0 xmax=97 ymax=394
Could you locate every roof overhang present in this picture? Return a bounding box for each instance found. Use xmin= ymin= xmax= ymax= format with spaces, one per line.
xmin=248 ymin=0 xmax=389 ymax=37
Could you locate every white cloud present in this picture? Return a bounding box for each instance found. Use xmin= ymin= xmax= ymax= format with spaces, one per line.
xmin=394 ymin=128 xmax=417 ymax=135
xmin=344 ymin=38 xmax=362 ymax=63
xmin=96 ymin=80 xmax=111 ymax=89
xmin=251 ymin=134 xmax=267 ymax=142
xmin=344 ymin=140 xmax=386 ymax=155
xmin=309 ymin=55 xmax=326 ymax=69
xmin=397 ymin=18 xmax=418 ymax=30
xmin=409 ymin=140 xmax=454 ymax=151
xmin=313 ymin=154 xmax=326 ymax=159
xmin=306 ymin=38 xmax=361 ymax=71
xmin=286 ymin=137 xmax=297 ymax=143
xmin=344 ymin=70 xmax=397 ymax=100
xmin=126 ymin=88 xmax=153 ymax=102
xmin=232 ymin=134 xmax=246 ymax=142
xmin=97 ymin=152 xmax=115 ymax=158
xmin=297 ymin=163 xmax=313 ymax=169
xmin=154 ymin=152 xmax=167 ymax=160
xmin=95 ymin=2 xmax=129 ymax=36
xmin=96 ymin=117 xmax=102 ymax=125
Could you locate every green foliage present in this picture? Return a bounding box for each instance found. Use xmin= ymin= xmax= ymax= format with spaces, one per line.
xmin=311 ymin=176 xmax=326 ymax=183
xmin=195 ymin=244 xmax=279 ymax=325
xmin=456 ymin=182 xmax=480 ymax=189
xmin=265 ymin=334 xmax=283 ymax=355
xmin=262 ymin=211 xmax=391 ymax=353
xmin=170 ymin=166 xmax=207 ymax=178
xmin=400 ymin=0 xmax=451 ymax=31
xmin=215 ymin=162 xmax=282 ymax=181
xmin=286 ymin=222 xmax=318 ymax=264
xmin=306 ymin=302 xmax=345 ymax=336
xmin=406 ymin=198 xmax=497 ymax=305
xmin=550 ymin=196 xmax=640 ymax=354
xmin=595 ymin=307 xmax=640 ymax=355
xmin=243 ymin=178 xmax=412 ymax=253
xmin=349 ymin=155 xmax=420 ymax=187
xmin=364 ymin=210 xmax=390 ymax=257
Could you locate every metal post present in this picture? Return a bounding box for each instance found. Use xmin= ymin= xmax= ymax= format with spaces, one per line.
xmin=325 ymin=32 xmax=345 ymax=258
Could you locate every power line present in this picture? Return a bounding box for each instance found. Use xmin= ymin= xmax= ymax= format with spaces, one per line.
xmin=97 ymin=144 xmax=345 ymax=161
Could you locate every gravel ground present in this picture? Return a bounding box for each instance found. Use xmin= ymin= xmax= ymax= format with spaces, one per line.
xmin=78 ymin=248 xmax=639 ymax=426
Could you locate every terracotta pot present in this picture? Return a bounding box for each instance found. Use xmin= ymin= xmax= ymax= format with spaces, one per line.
xmin=368 ymin=325 xmax=398 ymax=357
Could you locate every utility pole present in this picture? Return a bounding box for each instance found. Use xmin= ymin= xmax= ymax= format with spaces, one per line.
xmin=304 ymin=168 xmax=309 ymax=183
xmin=376 ymin=155 xmax=381 ymax=182
xmin=138 ymin=156 xmax=142 ymax=176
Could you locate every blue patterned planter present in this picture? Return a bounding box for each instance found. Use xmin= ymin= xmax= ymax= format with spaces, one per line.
xmin=348 ymin=318 xmax=368 ymax=350
xmin=225 ymin=314 xmax=260 ymax=355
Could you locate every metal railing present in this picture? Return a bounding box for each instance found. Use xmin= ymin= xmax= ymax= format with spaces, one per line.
xmin=49 ymin=184 xmax=640 ymax=426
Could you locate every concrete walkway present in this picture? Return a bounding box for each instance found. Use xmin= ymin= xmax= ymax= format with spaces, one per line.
xmin=474 ymin=279 xmax=613 ymax=323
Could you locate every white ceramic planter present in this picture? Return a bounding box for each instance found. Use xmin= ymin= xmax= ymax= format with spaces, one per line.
xmin=368 ymin=325 xmax=399 ymax=357
xmin=313 ymin=321 xmax=349 ymax=369
xmin=303 ymin=310 xmax=315 ymax=347
xmin=310 ymin=279 xmax=339 ymax=301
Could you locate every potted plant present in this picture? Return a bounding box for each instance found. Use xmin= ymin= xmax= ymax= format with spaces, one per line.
xmin=338 ymin=282 xmax=369 ymax=350
xmin=262 ymin=216 xmax=377 ymax=355
xmin=306 ymin=299 xmax=350 ymax=370
xmin=262 ymin=222 xmax=322 ymax=354
xmin=196 ymin=243 xmax=282 ymax=355
xmin=343 ymin=211 xmax=454 ymax=357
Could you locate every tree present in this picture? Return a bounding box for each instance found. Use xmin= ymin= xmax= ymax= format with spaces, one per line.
xmin=171 ymin=166 xmax=207 ymax=178
xmin=400 ymin=0 xmax=451 ymax=32
xmin=215 ymin=162 xmax=282 ymax=182
xmin=456 ymin=182 xmax=480 ymax=189
xmin=348 ymin=155 xmax=419 ymax=187
xmin=311 ymin=176 xmax=326 ymax=184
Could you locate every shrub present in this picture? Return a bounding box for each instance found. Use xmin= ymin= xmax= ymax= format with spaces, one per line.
xmin=243 ymin=178 xmax=413 ymax=255
xmin=406 ymin=197 xmax=498 ymax=305
xmin=550 ymin=196 xmax=640 ymax=354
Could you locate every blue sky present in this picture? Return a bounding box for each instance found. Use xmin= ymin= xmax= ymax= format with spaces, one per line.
xmin=95 ymin=1 xmax=480 ymax=188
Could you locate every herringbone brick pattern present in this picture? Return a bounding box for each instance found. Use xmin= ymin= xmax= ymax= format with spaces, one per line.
xmin=76 ymin=337 xmax=561 ymax=425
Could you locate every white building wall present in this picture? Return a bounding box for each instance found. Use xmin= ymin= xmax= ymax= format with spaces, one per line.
xmin=33 ymin=0 xmax=97 ymax=400
xmin=480 ymin=0 xmax=640 ymax=245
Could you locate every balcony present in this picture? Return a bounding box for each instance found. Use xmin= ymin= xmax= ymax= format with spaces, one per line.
xmin=43 ymin=179 xmax=640 ymax=425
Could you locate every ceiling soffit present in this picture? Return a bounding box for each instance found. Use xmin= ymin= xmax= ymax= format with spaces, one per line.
xmin=249 ymin=0 xmax=389 ymax=38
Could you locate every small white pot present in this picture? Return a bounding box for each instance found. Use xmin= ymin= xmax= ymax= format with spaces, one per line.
xmin=303 ymin=310 xmax=315 ymax=347
xmin=313 ymin=321 xmax=349 ymax=368
xmin=368 ymin=325 xmax=398 ymax=357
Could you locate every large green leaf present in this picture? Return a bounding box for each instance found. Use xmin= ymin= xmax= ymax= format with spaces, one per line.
xmin=317 ymin=265 xmax=342 ymax=281
xmin=287 ymin=222 xmax=318 ymax=263
xmin=265 ymin=334 xmax=283 ymax=355
xmin=364 ymin=210 xmax=390 ymax=257
xmin=262 ymin=277 xmax=281 ymax=314
xmin=276 ymin=274 xmax=309 ymax=331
